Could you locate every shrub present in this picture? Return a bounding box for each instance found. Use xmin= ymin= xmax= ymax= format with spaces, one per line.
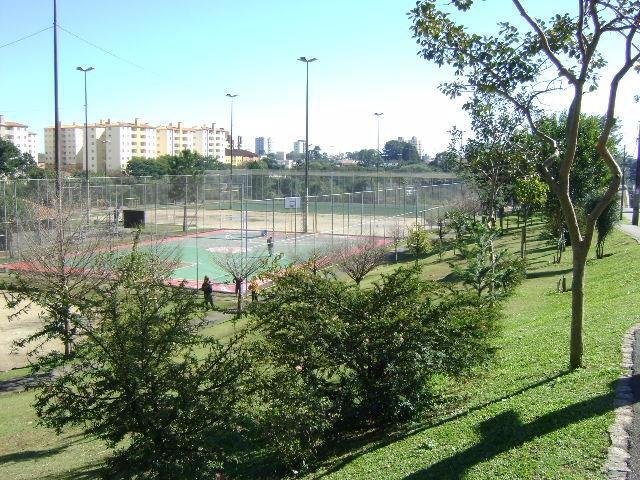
xmin=248 ymin=266 xmax=500 ymax=468
xmin=406 ymin=224 xmax=432 ymax=261
xmin=34 ymin=242 xmax=255 ymax=479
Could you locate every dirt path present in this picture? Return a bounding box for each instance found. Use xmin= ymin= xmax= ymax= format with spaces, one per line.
xmin=0 ymin=294 xmax=60 ymax=372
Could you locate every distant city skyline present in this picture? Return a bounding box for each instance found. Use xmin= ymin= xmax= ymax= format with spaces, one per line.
xmin=1 ymin=0 xmax=638 ymax=157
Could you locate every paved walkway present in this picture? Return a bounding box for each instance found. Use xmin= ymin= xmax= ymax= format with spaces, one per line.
xmin=615 ymin=213 xmax=640 ymax=480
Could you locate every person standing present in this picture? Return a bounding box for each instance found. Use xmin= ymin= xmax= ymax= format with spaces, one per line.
xmin=200 ymin=276 xmax=214 ymax=310
xmin=266 ymin=235 xmax=274 ymax=256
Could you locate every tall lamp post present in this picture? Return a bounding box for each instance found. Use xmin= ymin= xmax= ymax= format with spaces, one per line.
xmin=298 ymin=56 xmax=317 ymax=233
xmin=374 ymin=112 xmax=383 ymax=204
xmin=77 ymin=66 xmax=94 ymax=219
xmin=226 ymin=93 xmax=238 ymax=210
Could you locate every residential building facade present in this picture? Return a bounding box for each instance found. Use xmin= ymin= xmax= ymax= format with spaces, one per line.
xmin=0 ymin=115 xmax=39 ymax=158
xmin=45 ymin=119 xmax=229 ymax=174
xmin=255 ymin=137 xmax=272 ymax=156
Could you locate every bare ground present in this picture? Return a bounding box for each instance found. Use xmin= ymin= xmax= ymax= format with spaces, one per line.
xmin=0 ymin=294 xmax=60 ymax=372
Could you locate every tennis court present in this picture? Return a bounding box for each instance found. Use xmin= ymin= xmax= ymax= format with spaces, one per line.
xmin=163 ymin=228 xmax=374 ymax=291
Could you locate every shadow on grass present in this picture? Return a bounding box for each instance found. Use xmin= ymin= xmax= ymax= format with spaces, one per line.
xmin=0 ymin=446 xmax=68 ymax=464
xmin=525 ymin=267 xmax=572 ymax=279
xmin=42 ymin=462 xmax=105 ymax=480
xmin=315 ymin=370 xmax=573 ymax=478
xmin=402 ymin=379 xmax=622 ymax=480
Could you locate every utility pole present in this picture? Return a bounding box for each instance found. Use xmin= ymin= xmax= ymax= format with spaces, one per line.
xmin=53 ymin=0 xmax=61 ymax=201
xmin=633 ymin=123 xmax=640 ymax=225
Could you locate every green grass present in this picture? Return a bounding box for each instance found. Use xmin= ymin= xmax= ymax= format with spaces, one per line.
xmin=302 ymin=227 xmax=636 ymax=479
xmin=0 ymin=223 xmax=637 ymax=479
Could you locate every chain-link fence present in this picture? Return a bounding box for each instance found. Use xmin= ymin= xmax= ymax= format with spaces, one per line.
xmin=0 ymin=171 xmax=464 ymax=260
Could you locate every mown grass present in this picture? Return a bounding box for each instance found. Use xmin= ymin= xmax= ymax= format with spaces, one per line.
xmin=0 ymin=223 xmax=637 ymax=479
xmin=302 ymin=227 xmax=638 ymax=479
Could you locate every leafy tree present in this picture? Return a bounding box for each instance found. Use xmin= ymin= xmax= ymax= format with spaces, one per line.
xmin=383 ymin=140 xmax=420 ymax=164
xmin=245 ymin=159 xmax=268 ymax=169
xmin=586 ymin=195 xmax=620 ymax=259
xmin=249 ymin=266 xmax=499 ymax=468
xmin=406 ymin=224 xmax=431 ymax=263
xmin=167 ymin=150 xmax=221 ymax=176
xmin=515 ymin=174 xmax=549 ymax=258
xmin=0 ymin=138 xmax=39 ymax=178
xmin=124 ymin=156 xmax=170 ymax=177
xmin=348 ymin=149 xmax=381 ymax=168
xmin=410 ymin=0 xmax=640 ymax=368
xmin=34 ymin=240 xmax=254 ymax=479
xmin=454 ymin=222 xmax=525 ymax=302
xmin=336 ymin=238 xmax=386 ymax=285
xmin=454 ymin=99 xmax=531 ymax=227
xmin=432 ymin=150 xmax=458 ymax=172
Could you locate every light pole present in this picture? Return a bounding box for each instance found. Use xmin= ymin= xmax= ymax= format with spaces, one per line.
xmin=298 ymin=56 xmax=317 ymax=233
xmin=226 ymin=93 xmax=238 ymax=210
xmin=374 ymin=112 xmax=383 ymax=204
xmin=77 ymin=66 xmax=94 ymax=220
xmin=77 ymin=67 xmax=94 ymax=179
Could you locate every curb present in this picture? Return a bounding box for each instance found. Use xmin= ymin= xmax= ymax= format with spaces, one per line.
xmin=604 ymin=324 xmax=640 ymax=480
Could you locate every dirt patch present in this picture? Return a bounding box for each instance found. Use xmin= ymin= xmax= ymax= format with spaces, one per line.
xmin=0 ymin=293 xmax=61 ymax=372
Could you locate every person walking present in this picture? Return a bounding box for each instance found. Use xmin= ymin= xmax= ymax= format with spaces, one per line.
xmin=200 ymin=276 xmax=215 ymax=310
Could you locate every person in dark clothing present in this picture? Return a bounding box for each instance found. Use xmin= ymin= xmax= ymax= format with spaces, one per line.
xmin=233 ymin=275 xmax=243 ymax=297
xmin=201 ymin=276 xmax=215 ymax=310
xmin=266 ymin=236 xmax=274 ymax=256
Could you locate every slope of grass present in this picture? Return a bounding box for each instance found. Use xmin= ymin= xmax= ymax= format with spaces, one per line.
xmin=304 ymin=228 xmax=637 ymax=479
xmin=0 ymin=225 xmax=636 ymax=479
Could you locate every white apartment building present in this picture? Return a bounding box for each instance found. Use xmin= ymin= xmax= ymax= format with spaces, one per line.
xmin=45 ymin=119 xmax=229 ymax=174
xmin=0 ymin=115 xmax=39 ymax=158
xmin=293 ymin=140 xmax=306 ymax=154
xmin=44 ymin=124 xmax=84 ymax=170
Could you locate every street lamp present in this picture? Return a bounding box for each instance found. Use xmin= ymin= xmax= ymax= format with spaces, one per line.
xmin=77 ymin=65 xmax=94 ymax=219
xmin=374 ymin=112 xmax=384 ymax=204
xmin=298 ymin=56 xmax=317 ymax=233
xmin=77 ymin=66 xmax=94 ymax=179
xmin=226 ymin=93 xmax=238 ymax=177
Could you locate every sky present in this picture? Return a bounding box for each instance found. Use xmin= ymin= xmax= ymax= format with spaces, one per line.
xmin=0 ymin=0 xmax=638 ymax=157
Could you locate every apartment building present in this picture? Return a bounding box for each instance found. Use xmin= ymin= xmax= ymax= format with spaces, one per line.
xmin=255 ymin=137 xmax=272 ymax=156
xmin=45 ymin=119 xmax=229 ymax=174
xmin=0 ymin=115 xmax=39 ymax=158
xmin=293 ymin=140 xmax=306 ymax=154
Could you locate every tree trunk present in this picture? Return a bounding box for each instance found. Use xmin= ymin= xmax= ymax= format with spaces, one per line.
xmin=236 ymin=292 xmax=242 ymax=316
xmin=570 ymin=246 xmax=586 ymax=369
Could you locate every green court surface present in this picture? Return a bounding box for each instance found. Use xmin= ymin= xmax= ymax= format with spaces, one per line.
xmin=164 ymin=229 xmax=358 ymax=289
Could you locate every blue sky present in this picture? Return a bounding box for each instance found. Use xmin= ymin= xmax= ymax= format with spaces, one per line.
xmin=1 ymin=0 xmax=638 ymax=156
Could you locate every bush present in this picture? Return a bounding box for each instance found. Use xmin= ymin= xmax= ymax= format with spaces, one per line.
xmin=34 ymin=242 xmax=255 ymax=479
xmin=406 ymin=224 xmax=432 ymax=260
xmin=248 ymin=266 xmax=500 ymax=468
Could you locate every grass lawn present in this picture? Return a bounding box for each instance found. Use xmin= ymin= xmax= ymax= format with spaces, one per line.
xmin=0 ymin=222 xmax=637 ymax=479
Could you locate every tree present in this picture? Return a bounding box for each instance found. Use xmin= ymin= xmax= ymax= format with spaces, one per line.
xmin=453 ymin=222 xmax=525 ymax=302
xmin=3 ymin=202 xmax=115 ymax=358
xmin=0 ymin=138 xmax=39 ymax=178
xmin=211 ymin=249 xmax=279 ymax=315
xmin=389 ymin=221 xmax=405 ymax=262
xmin=348 ymin=149 xmax=381 ymax=168
xmin=249 ymin=266 xmax=500 ymax=468
xmin=411 ymin=0 xmax=640 ymax=368
xmin=454 ymin=99 xmax=531 ymax=227
xmin=515 ymin=174 xmax=549 ymax=258
xmin=383 ymin=140 xmax=420 ymax=164
xmin=125 ymin=156 xmax=170 ymax=177
xmin=406 ymin=224 xmax=431 ymax=264
xmin=34 ymin=240 xmax=254 ymax=479
xmin=586 ymin=194 xmax=620 ymax=259
xmin=336 ymin=238 xmax=386 ymax=285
